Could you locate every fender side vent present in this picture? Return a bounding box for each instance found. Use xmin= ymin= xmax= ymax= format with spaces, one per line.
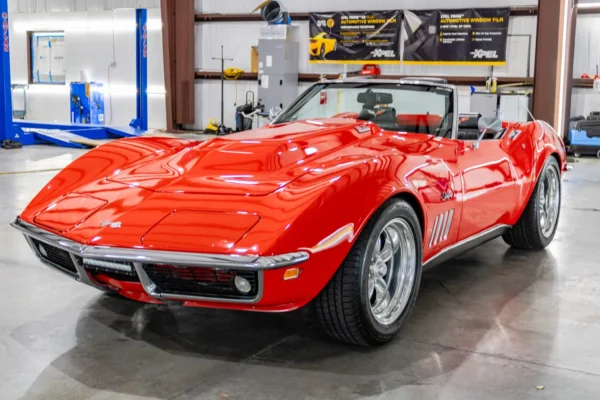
xmin=429 ymin=209 xmax=455 ymax=248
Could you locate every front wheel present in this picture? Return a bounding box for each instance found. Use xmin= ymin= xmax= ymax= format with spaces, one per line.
xmin=503 ymin=156 xmax=561 ymax=249
xmin=314 ymin=199 xmax=423 ymax=346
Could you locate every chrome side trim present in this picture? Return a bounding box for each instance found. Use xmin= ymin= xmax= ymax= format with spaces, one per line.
xmin=442 ymin=209 xmax=455 ymax=241
xmin=429 ymin=216 xmax=439 ymax=247
xmin=402 ymin=77 xmax=449 ymax=84
xmin=11 ymin=218 xmax=309 ymax=271
xmin=305 ymin=223 xmax=355 ymax=254
xmin=435 ymin=211 xmax=447 ymax=245
xmin=429 ymin=209 xmax=456 ymax=248
xmin=423 ymin=224 xmax=511 ymax=269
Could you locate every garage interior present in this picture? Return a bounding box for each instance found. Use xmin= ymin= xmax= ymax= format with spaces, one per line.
xmin=2 ymin=0 xmax=600 ymax=399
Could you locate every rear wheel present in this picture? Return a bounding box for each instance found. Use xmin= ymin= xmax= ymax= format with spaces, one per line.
xmin=503 ymin=156 xmax=561 ymax=249
xmin=314 ymin=199 xmax=422 ymax=346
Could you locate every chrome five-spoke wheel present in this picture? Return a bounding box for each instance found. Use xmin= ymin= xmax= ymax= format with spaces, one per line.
xmin=367 ymin=218 xmax=417 ymax=326
xmin=503 ymin=156 xmax=562 ymax=250
xmin=315 ymin=198 xmax=423 ymax=346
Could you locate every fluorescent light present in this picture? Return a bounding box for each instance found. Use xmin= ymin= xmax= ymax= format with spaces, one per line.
xmin=578 ymin=2 xmax=600 ymax=8
xmin=13 ymin=18 xmax=161 ymax=34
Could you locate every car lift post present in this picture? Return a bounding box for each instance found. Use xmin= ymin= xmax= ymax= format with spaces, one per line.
xmin=133 ymin=8 xmax=149 ymax=131
xmin=0 ymin=0 xmax=17 ymax=143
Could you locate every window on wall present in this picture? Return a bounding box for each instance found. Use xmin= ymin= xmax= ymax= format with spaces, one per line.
xmin=28 ymin=32 xmax=66 ymax=84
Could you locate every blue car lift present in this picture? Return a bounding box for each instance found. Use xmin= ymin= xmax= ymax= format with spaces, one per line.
xmin=0 ymin=4 xmax=148 ymax=148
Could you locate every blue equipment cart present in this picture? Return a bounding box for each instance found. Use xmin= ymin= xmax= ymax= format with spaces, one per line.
xmin=570 ymin=112 xmax=600 ymax=158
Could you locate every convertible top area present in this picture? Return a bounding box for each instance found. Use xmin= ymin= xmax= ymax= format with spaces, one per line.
xmin=275 ymin=79 xmax=459 ymax=138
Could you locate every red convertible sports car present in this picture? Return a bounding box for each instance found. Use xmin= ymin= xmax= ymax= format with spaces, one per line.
xmin=12 ymin=78 xmax=567 ymax=346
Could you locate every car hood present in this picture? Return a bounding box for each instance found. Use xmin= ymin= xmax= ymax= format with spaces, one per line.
xmin=109 ymin=119 xmax=381 ymax=196
xmin=20 ymin=119 xmax=434 ymax=251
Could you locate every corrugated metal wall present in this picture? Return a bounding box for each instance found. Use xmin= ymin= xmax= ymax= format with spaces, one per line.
xmin=195 ymin=0 xmax=538 ymax=13
xmin=9 ymin=0 xmax=160 ymax=12
xmin=191 ymin=0 xmax=540 ymax=129
xmin=10 ymin=0 xmax=600 ymax=129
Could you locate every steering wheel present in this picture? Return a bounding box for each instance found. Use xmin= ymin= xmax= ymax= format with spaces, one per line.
xmin=373 ymin=108 xmax=396 ymax=121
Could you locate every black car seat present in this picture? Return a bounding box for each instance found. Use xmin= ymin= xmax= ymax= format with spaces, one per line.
xmin=457 ymin=114 xmax=481 ymax=140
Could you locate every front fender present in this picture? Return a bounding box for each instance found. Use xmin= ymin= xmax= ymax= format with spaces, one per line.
xmin=532 ymin=121 xmax=567 ymax=175
xmin=509 ymin=120 xmax=567 ymax=224
xmin=257 ymin=152 xmax=426 ymax=307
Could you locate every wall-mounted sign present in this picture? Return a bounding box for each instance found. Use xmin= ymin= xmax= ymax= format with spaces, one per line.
xmin=309 ymin=11 xmax=401 ymax=65
xmin=403 ymin=8 xmax=510 ymax=66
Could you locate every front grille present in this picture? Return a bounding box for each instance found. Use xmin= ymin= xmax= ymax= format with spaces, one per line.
xmin=31 ymin=238 xmax=78 ymax=274
xmin=143 ymin=264 xmax=259 ymax=300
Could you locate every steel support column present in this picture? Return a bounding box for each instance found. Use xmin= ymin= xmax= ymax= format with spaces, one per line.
xmin=160 ymin=0 xmax=195 ymax=130
xmin=532 ymin=0 xmax=577 ymax=139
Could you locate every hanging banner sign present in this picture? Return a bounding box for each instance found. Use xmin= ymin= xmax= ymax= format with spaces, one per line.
xmin=309 ymin=11 xmax=401 ymax=65
xmin=403 ymin=8 xmax=510 ymax=66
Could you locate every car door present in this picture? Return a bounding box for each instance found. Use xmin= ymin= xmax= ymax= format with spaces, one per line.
xmin=403 ymin=137 xmax=464 ymax=262
xmin=455 ymin=138 xmax=521 ymax=241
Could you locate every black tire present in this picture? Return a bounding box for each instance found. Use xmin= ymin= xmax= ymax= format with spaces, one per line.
xmin=320 ymin=44 xmax=326 ymax=59
xmin=503 ymin=156 xmax=561 ymax=250
xmin=314 ymin=199 xmax=423 ymax=346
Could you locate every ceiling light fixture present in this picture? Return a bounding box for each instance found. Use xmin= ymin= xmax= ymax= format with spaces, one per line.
xmin=577 ymin=2 xmax=600 ymax=8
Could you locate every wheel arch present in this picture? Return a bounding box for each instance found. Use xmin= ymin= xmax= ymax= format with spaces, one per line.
xmin=386 ymin=191 xmax=426 ymax=241
xmin=512 ymin=150 xmax=562 ymax=225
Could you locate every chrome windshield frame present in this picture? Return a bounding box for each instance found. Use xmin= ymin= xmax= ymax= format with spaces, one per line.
xmin=272 ymin=78 xmax=459 ymax=140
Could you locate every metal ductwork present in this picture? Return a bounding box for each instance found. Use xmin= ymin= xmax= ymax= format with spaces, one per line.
xmin=253 ymin=1 xmax=290 ymax=25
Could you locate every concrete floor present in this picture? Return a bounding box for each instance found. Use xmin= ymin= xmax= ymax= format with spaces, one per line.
xmin=1 ymin=145 xmax=600 ymax=400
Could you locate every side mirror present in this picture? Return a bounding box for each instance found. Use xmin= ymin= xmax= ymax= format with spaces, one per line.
xmin=474 ymin=117 xmax=503 ymax=149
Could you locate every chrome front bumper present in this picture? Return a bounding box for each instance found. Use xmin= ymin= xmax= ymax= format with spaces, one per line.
xmin=11 ymin=217 xmax=310 ymax=304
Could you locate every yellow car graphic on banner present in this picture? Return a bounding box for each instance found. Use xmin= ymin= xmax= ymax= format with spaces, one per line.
xmin=308 ymin=11 xmax=401 ymax=64
xmin=309 ymin=32 xmax=337 ymax=59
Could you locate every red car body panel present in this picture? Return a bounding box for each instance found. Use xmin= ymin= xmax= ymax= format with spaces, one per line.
xmin=17 ymin=117 xmax=566 ymax=312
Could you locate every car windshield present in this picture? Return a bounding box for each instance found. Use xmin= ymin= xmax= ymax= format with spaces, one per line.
xmin=276 ymin=82 xmax=455 ymax=137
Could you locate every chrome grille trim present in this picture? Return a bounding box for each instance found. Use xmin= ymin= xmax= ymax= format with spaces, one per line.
xmin=11 ymin=217 xmax=310 ymax=305
xmin=11 ymin=217 xmax=309 ymax=271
